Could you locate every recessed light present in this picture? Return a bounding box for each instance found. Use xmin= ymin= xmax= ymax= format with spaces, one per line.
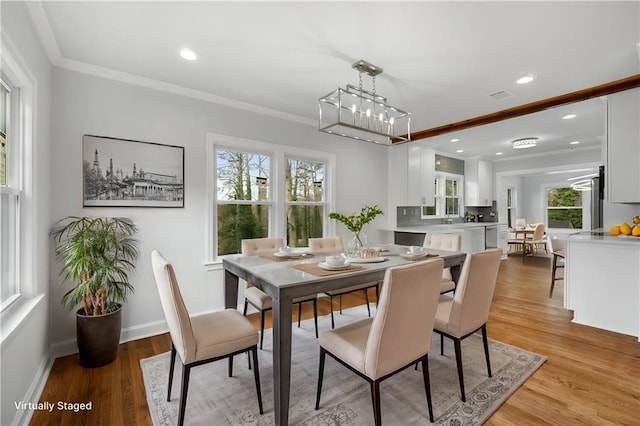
xmin=456 ymin=149 xmax=464 ymax=153
xmin=179 ymin=48 xmax=198 ymax=61
xmin=562 ymin=114 xmax=576 ymax=120
xmin=450 ymin=138 xmax=459 ymax=142
xmin=496 ymin=152 xmax=503 ymax=156
xmin=570 ymin=140 xmax=580 ymax=145
xmin=516 ymin=74 xmax=538 ymax=85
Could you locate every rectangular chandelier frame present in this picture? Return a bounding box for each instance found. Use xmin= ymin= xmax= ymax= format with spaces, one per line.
xmin=319 ymin=84 xmax=411 ymax=145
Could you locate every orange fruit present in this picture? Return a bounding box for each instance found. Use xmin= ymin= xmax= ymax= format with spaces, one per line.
xmin=633 ymin=225 xmax=640 ymax=237
xmin=620 ymin=223 xmax=632 ymax=235
xmin=609 ymin=225 xmax=621 ymax=236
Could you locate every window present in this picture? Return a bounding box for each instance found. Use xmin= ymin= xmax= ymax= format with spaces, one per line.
xmin=208 ymin=135 xmax=334 ymax=262
xmin=506 ymin=187 xmax=515 ymax=228
xmin=0 ymin=75 xmax=21 ymax=309
xmin=421 ymin=173 xmax=463 ymax=218
xmin=215 ymin=148 xmax=271 ymax=255
xmin=285 ymin=158 xmax=325 ymax=247
xmin=547 ymin=187 xmax=583 ymax=229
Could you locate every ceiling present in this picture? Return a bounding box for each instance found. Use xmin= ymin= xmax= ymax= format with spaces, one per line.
xmin=26 ymin=1 xmax=640 ymax=160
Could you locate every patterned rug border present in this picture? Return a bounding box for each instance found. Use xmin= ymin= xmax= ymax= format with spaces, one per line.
xmin=141 ymin=306 xmax=546 ymax=425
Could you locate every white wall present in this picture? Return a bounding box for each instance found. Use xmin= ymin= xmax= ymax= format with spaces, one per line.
xmin=1 ymin=2 xmax=52 ymax=425
xmin=49 ymin=68 xmax=389 ymax=352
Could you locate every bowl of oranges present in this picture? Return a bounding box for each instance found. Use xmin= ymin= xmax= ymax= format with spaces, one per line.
xmin=609 ymin=216 xmax=640 ymax=237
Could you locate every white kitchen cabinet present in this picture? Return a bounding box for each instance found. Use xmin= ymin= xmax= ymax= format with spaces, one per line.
xmin=407 ymin=143 xmax=435 ymax=206
xmin=606 ymin=88 xmax=640 ymax=203
xmin=464 ymin=159 xmax=493 ymax=206
xmin=460 ymin=226 xmax=485 ymax=253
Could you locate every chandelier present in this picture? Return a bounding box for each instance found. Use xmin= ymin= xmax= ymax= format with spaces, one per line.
xmin=511 ymin=137 xmax=538 ymax=149
xmin=318 ymin=60 xmax=411 ymax=145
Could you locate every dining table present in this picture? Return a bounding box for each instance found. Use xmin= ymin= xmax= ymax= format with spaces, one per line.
xmin=222 ymin=244 xmax=467 ymax=425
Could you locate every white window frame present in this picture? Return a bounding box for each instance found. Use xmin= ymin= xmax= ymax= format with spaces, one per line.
xmin=422 ymin=172 xmax=463 ymax=219
xmin=0 ymin=40 xmax=36 ymax=315
xmin=205 ymin=133 xmax=336 ymax=268
xmin=544 ymin=183 xmax=586 ymax=231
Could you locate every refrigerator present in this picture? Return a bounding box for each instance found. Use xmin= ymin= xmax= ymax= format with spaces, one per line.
xmin=591 ymin=166 xmax=604 ymax=230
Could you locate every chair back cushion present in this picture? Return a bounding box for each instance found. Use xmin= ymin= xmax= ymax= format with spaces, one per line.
xmin=309 ymin=236 xmax=344 ymax=253
xmin=364 ymin=258 xmax=444 ymax=379
xmin=446 ymin=248 xmax=502 ymax=337
xmin=423 ymin=233 xmax=462 ymax=251
xmin=531 ymin=223 xmax=545 ymax=241
xmin=151 ymin=250 xmax=196 ymax=364
xmin=241 ymin=237 xmax=285 ymax=256
xmin=549 ymin=235 xmax=565 ymax=252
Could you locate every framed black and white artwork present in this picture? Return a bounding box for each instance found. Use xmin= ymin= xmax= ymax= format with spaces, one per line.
xmin=82 ymin=134 xmax=184 ymax=207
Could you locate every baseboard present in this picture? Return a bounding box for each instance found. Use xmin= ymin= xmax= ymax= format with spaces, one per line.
xmin=49 ymin=308 xmax=234 ymax=360
xmin=11 ymin=350 xmax=54 ymax=426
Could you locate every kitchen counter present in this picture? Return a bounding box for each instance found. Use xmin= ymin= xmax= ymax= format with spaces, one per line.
xmin=565 ymin=232 xmax=640 ymax=340
xmin=568 ymin=230 xmax=640 ymax=245
xmin=383 ymin=222 xmax=505 ymax=233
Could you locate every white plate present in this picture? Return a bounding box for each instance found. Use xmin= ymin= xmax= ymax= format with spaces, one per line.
xmin=318 ymin=261 xmax=352 ymax=270
xmin=274 ymin=248 xmax=309 ymax=257
xmin=402 ymin=252 xmax=428 ymax=259
xmin=343 ymin=256 xmax=386 ymax=263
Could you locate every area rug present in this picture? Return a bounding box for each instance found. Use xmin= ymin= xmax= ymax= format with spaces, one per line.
xmin=141 ymin=305 xmax=545 ymax=425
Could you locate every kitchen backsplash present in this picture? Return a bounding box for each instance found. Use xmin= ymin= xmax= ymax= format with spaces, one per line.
xmin=396 ymin=201 xmax=497 ymax=227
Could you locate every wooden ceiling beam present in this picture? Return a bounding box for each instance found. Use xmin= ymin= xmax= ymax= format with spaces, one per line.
xmin=396 ymin=74 xmax=640 ymax=143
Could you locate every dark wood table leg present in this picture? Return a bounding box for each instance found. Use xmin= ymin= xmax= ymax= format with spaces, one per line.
xmin=224 ymin=269 xmax=239 ymax=309
xmin=272 ymin=295 xmax=292 ymax=426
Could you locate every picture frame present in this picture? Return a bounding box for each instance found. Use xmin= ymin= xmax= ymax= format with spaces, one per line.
xmin=82 ymin=134 xmax=184 ymax=207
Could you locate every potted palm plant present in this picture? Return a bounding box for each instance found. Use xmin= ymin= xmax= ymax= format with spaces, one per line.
xmin=52 ymin=216 xmax=139 ymax=368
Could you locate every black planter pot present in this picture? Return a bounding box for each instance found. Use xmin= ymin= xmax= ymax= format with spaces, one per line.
xmin=76 ymin=304 xmax=123 ymax=368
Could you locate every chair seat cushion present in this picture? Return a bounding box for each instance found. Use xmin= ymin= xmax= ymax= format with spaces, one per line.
xmin=245 ymin=286 xmax=273 ymax=310
xmin=191 ymin=309 xmax=258 ymax=363
xmin=319 ymin=318 xmax=372 ymax=373
xmin=440 ymin=279 xmax=456 ymax=294
xmin=325 ymin=282 xmax=377 ymax=296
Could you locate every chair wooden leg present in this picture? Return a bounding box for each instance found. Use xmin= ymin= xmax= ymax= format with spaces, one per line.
xmin=259 ymin=310 xmax=266 ymax=350
xmin=482 ymin=324 xmax=492 ymax=377
xmin=250 ymin=346 xmax=264 ymax=414
xmin=549 ymin=255 xmax=558 ymax=297
xmin=329 ymin=296 xmax=336 ymax=329
xmin=420 ymin=355 xmax=435 ymax=423
xmin=243 ymin=299 xmax=248 ymax=316
xmin=297 ymin=302 xmax=302 ymax=327
xmin=313 ymin=298 xmax=319 ymax=338
xmin=365 ymin=289 xmax=371 ymax=317
xmin=440 ymin=333 xmax=444 ymax=356
xmin=167 ymin=344 xmax=177 ymax=401
xmin=177 ymin=364 xmax=191 ymax=426
xmin=228 ymin=356 xmax=233 ymax=377
xmin=370 ymin=380 xmax=382 ymax=426
xmin=339 ymin=295 xmax=343 ymax=314
xmin=454 ymin=338 xmax=466 ymax=402
xmin=315 ymin=347 xmax=326 ymax=409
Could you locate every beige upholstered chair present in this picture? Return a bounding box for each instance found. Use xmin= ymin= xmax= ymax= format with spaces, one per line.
xmin=151 ymin=250 xmax=263 ymax=426
xmin=315 ymin=258 xmax=444 ymax=425
xmin=423 ymin=233 xmax=462 ymax=294
xmin=309 ymin=237 xmax=379 ymax=328
xmin=433 ymin=248 xmax=502 ymax=402
xmin=547 ymin=236 xmax=566 ymax=297
xmin=241 ymin=237 xmax=318 ymax=349
xmin=523 ymin=223 xmax=546 ymax=262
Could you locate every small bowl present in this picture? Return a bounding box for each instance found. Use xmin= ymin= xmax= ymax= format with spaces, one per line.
xmin=408 ymin=246 xmax=424 ymax=254
xmin=325 ymin=255 xmax=346 ymax=267
xmin=279 ymin=246 xmax=293 ymax=254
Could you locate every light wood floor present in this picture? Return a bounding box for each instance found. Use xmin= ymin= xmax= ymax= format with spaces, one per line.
xmin=30 ymin=254 xmax=640 ymax=425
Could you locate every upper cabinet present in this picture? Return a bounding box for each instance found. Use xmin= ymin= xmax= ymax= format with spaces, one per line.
xmin=407 ymin=144 xmax=435 ymax=206
xmin=388 ymin=143 xmax=435 ymax=207
xmin=464 ymin=158 xmax=493 ymax=206
xmin=606 ymin=88 xmax=640 ymax=203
